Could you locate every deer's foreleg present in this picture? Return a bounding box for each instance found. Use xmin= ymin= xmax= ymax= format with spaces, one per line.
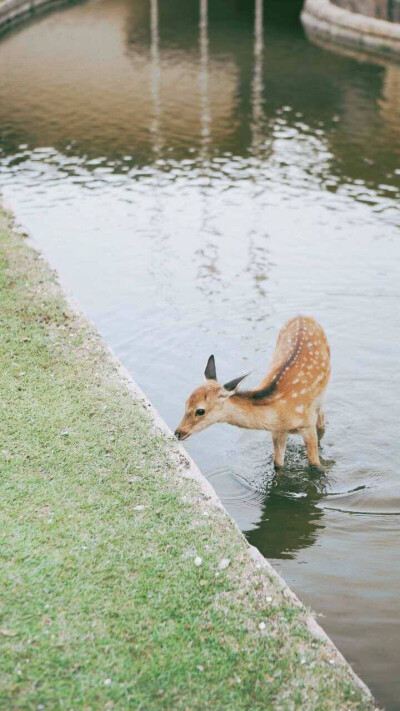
xmin=301 ymin=426 xmax=323 ymax=471
xmin=272 ymin=431 xmax=287 ymax=470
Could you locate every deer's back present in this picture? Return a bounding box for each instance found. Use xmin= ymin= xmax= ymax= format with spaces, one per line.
xmin=261 ymin=316 xmax=331 ymax=408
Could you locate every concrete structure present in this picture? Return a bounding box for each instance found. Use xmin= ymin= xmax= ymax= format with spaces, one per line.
xmin=0 ymin=0 xmax=71 ymax=34
xmin=332 ymin=0 xmax=400 ymax=23
xmin=302 ymin=0 xmax=400 ymax=60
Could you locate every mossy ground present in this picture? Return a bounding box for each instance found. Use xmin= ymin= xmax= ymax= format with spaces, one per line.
xmin=0 ymin=207 xmax=375 ymax=710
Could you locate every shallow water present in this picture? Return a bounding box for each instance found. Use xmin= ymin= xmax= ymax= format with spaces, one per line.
xmin=1 ymin=0 xmax=400 ymax=706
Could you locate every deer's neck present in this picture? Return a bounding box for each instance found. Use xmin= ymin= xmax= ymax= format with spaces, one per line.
xmin=223 ymin=394 xmax=277 ymax=431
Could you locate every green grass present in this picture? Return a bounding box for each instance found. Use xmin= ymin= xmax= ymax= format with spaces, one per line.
xmin=0 ymin=207 xmax=375 ymax=710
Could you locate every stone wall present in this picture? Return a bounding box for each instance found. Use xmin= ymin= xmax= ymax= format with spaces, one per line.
xmin=302 ymin=0 xmax=400 ymax=60
xmin=0 ymin=0 xmax=73 ymax=35
xmin=331 ymin=0 xmax=400 ymax=23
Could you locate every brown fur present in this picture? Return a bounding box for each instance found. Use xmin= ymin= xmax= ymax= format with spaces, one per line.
xmin=175 ymin=316 xmax=331 ymax=471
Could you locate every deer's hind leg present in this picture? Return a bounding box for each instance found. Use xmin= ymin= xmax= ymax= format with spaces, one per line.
xmin=272 ymin=431 xmax=287 ymax=470
xmin=301 ymin=426 xmax=324 ymax=472
xmin=317 ymin=406 xmax=325 ymax=441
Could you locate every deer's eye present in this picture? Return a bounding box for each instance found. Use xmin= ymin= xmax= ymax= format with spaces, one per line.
xmin=195 ymin=408 xmax=205 ymax=417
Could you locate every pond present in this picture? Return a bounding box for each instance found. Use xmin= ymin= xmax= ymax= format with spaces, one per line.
xmin=1 ymin=0 xmax=399 ymax=706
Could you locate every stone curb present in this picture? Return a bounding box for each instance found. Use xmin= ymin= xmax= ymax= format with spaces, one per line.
xmin=302 ymin=0 xmax=400 ymax=60
xmin=0 ymin=0 xmax=71 ymax=34
xmin=3 ymin=197 xmax=376 ymax=707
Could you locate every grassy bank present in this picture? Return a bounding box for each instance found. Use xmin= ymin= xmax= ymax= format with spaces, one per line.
xmin=0 ymin=207 xmax=375 ymax=710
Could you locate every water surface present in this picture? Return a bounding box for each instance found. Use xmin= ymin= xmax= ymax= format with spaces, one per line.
xmin=1 ymin=0 xmax=400 ymax=707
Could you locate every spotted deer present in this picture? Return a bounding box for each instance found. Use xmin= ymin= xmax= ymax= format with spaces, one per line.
xmin=175 ymin=316 xmax=331 ymax=471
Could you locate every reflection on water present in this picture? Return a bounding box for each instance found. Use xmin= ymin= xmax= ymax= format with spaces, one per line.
xmin=150 ymin=0 xmax=161 ymax=155
xmin=0 ymin=0 xmax=400 ymax=707
xmin=246 ymin=468 xmax=326 ymax=560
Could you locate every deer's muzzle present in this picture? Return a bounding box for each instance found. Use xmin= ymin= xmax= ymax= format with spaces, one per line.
xmin=175 ymin=428 xmax=190 ymax=441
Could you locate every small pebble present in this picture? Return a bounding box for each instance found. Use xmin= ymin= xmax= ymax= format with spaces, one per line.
xmin=196 ymin=665 xmax=204 ymax=672
xmin=194 ymin=556 xmax=202 ymax=567
xmin=218 ymin=558 xmax=230 ymax=571
xmin=134 ymin=505 xmax=145 ymax=511
xmin=104 ymin=678 xmax=112 ymax=686
xmin=266 ymin=596 xmax=272 ymax=603
xmin=0 ymin=629 xmax=17 ymax=637
xmin=259 ymin=622 xmax=266 ymax=631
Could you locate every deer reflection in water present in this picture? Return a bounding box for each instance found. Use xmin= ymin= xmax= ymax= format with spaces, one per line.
xmin=245 ymin=460 xmax=328 ymax=560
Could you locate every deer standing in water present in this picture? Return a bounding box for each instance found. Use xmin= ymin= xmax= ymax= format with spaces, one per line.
xmin=175 ymin=316 xmax=331 ymax=471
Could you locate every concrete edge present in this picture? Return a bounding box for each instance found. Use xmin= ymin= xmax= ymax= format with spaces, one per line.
xmin=2 ymin=197 xmax=376 ymax=705
xmin=0 ymin=0 xmax=75 ymax=35
xmin=301 ymin=0 xmax=400 ymax=61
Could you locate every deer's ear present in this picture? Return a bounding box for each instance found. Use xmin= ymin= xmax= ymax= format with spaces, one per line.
xmin=223 ymin=373 xmax=249 ymax=394
xmin=204 ymin=355 xmax=217 ymax=381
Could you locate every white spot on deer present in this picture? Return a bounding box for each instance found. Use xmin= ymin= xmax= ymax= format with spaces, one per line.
xmin=295 ymin=405 xmax=304 ymax=414
xmin=292 ymin=392 xmax=298 ymax=398
xmin=293 ymin=378 xmax=299 ymax=384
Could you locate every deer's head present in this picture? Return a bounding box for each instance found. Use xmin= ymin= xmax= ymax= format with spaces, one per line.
xmin=174 ymin=355 xmax=248 ymax=441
